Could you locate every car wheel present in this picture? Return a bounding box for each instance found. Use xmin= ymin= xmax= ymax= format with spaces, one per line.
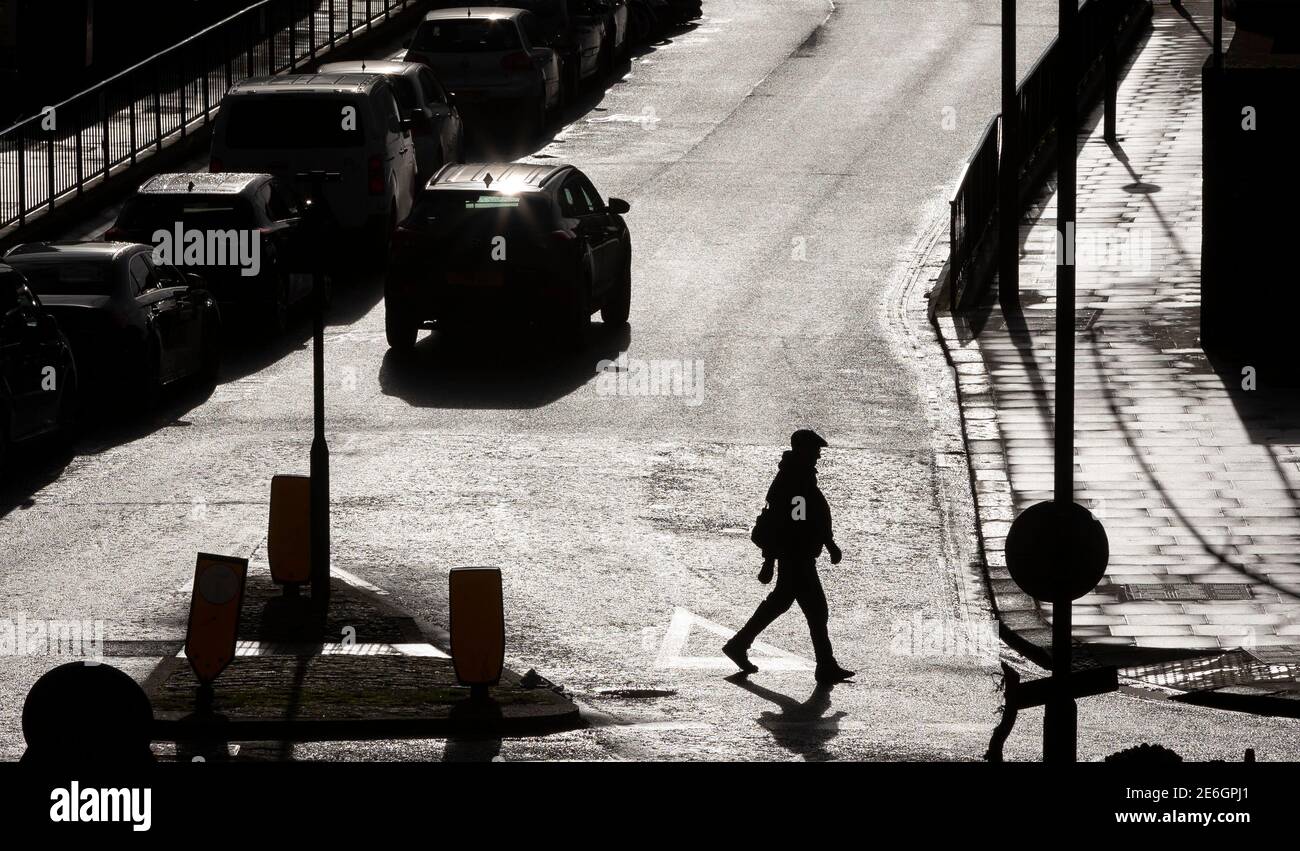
xmin=373 ymin=207 xmax=397 ymax=268
xmin=558 ymin=272 xmax=591 ymax=352
xmin=200 ymin=312 xmax=222 ymax=383
xmin=600 ymin=37 xmax=615 ymax=76
xmin=138 ymin=342 xmax=163 ymax=408
xmin=385 ymin=297 xmax=418 ymax=351
xmin=267 ymin=277 xmax=291 ymax=336
xmin=601 ymin=251 xmax=632 ymax=327
xmin=56 ymin=365 xmax=79 ymax=435
xmin=535 ymin=94 xmax=548 ymax=137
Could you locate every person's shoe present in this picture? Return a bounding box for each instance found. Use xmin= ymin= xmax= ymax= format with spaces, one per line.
xmin=722 ymin=641 xmax=759 ymax=674
xmin=815 ymin=663 xmax=855 ymax=684
xmin=757 ymin=561 xmax=774 ymax=584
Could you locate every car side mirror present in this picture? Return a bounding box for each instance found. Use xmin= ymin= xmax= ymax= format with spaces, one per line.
xmin=607 ymin=197 xmax=630 ymax=215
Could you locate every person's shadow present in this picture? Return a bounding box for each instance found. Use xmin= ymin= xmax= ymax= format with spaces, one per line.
xmin=726 ymin=676 xmax=846 ymax=762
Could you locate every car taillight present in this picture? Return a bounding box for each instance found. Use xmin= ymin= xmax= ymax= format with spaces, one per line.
xmin=210 ymin=157 xmax=223 ymax=173
xmin=368 ymin=154 xmax=385 ymax=195
xmin=103 ymin=226 xmax=127 ymax=242
xmin=501 ymin=51 xmax=533 ymax=73
xmin=550 ymin=229 xmax=577 ymax=243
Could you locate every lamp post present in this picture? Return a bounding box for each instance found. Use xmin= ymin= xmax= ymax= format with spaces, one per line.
xmin=1044 ymin=0 xmax=1079 ymax=764
xmin=297 ymin=170 xmax=341 ymax=614
xmin=999 ymin=0 xmax=1019 ymax=309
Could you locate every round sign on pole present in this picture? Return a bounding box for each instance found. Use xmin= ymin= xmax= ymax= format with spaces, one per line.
xmin=1005 ymin=501 xmax=1108 ymax=602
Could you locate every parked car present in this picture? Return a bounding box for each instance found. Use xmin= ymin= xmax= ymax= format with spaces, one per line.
xmin=592 ymin=0 xmax=630 ymax=66
xmin=3 ymin=243 xmax=221 ymax=402
xmin=628 ymin=0 xmax=701 ymax=43
xmin=403 ymin=8 xmax=562 ymax=138
xmin=106 ymin=172 xmax=315 ymax=332
xmin=316 ymin=60 xmax=464 ymax=182
xmin=384 ymin=162 xmax=632 ymax=350
xmin=0 ymin=264 xmax=78 ymax=465
xmin=493 ymin=0 xmax=606 ymax=92
xmin=208 ymin=73 xmax=420 ymax=263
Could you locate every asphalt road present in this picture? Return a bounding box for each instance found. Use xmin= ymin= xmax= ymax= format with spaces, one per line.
xmin=4 ymin=0 xmax=1299 ymax=762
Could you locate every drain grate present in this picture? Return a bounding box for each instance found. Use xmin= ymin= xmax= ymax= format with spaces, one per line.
xmin=951 ymin=308 xmax=1100 ymax=343
xmin=596 ymin=688 xmax=678 ymax=699
xmin=1119 ymin=583 xmax=1254 ymax=602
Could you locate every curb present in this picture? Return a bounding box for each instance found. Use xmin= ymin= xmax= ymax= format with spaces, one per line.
xmin=141 ymin=567 xmax=586 ymax=744
xmin=145 ymin=659 xmax=584 ymax=743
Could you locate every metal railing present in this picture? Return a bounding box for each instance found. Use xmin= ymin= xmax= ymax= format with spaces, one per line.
xmin=0 ymin=0 xmax=415 ymax=235
xmin=948 ymin=0 xmax=1148 ymax=309
xmin=949 ymin=117 xmax=1000 ymax=313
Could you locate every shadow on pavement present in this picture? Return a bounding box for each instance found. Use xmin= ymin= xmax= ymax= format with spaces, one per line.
xmin=726 ymin=675 xmax=845 ymax=762
xmin=379 ymin=321 xmax=631 ymax=410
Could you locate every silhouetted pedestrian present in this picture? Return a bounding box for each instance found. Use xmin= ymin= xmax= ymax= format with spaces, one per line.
xmin=725 ymin=429 xmax=855 ymax=684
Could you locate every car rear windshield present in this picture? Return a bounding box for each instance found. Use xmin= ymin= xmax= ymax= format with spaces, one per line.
xmin=388 ymin=76 xmax=419 ymax=112
xmin=411 ymin=19 xmax=522 ymax=53
xmin=7 ymin=258 xmax=116 ymax=296
xmin=118 ymin=196 xmax=256 ymax=231
xmin=223 ymin=97 xmax=365 ymax=149
xmin=504 ymin=0 xmax=560 ymax=20
xmin=411 ymin=191 xmax=550 ymax=221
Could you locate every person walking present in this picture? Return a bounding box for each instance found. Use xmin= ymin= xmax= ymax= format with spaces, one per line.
xmin=724 ymin=429 xmax=855 ymax=684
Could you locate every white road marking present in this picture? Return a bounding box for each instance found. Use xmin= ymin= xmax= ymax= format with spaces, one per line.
xmin=654 ymin=607 xmax=815 ymax=671
xmin=176 ymin=640 xmax=449 ymax=659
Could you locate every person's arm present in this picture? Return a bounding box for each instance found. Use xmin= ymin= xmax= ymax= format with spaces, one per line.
xmin=818 ymin=488 xmax=842 ymax=564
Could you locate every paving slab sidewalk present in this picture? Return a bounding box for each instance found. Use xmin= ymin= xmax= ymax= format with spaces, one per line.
xmin=933 ymin=1 xmax=1300 ymax=711
xmin=143 ymin=567 xmax=582 ymax=749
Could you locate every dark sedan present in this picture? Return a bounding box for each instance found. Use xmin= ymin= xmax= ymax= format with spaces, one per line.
xmin=3 ymin=242 xmax=221 ymax=403
xmin=385 ymin=162 xmax=631 ymax=350
xmin=106 ymin=172 xmax=316 ymax=333
xmin=0 ymin=264 xmax=78 ymax=468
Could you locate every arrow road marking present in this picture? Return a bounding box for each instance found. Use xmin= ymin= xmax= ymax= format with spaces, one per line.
xmin=654 ymin=607 xmax=814 ymax=671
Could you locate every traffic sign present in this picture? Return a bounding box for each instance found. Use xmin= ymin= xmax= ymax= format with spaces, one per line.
xmin=449 ymin=567 xmax=505 ymax=689
xmin=269 ymin=474 xmax=311 ymax=586
xmin=1005 ymin=501 xmax=1108 ymax=601
xmin=185 ymin=553 xmax=248 ymax=684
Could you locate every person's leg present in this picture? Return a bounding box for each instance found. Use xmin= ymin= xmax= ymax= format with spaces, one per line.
xmin=728 ymin=565 xmax=797 ymax=651
xmin=789 ymin=560 xmax=834 ymax=665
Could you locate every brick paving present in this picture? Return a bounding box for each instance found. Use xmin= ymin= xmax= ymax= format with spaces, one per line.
xmin=935 ymin=1 xmax=1300 ymax=698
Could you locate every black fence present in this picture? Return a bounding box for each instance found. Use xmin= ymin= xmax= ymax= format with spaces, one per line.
xmin=949 ymin=117 xmax=1000 ymax=313
xmin=0 ymin=0 xmax=416 ymax=235
xmin=948 ymin=0 xmax=1149 ymax=309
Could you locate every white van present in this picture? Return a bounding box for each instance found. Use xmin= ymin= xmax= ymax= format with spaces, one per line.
xmin=209 ymin=74 xmax=420 ymax=261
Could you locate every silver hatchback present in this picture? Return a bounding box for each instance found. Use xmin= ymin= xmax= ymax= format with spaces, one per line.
xmin=403 ymin=8 xmax=562 ymax=137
